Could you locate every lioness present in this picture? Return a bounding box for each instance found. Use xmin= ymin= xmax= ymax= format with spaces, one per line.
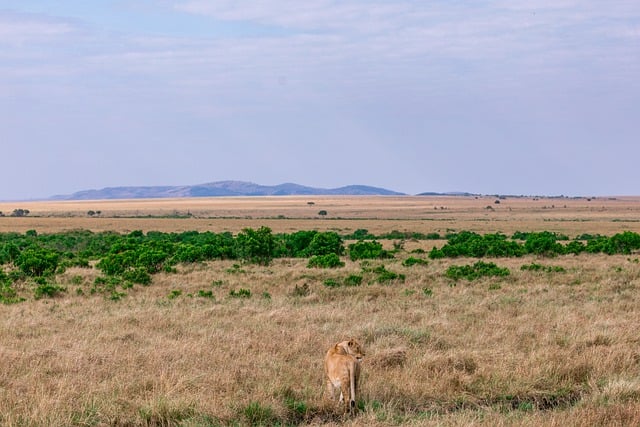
xmin=324 ymin=338 xmax=365 ymax=414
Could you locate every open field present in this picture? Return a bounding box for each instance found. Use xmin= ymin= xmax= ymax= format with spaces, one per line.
xmin=2 ymin=195 xmax=640 ymax=236
xmin=1 ymin=196 xmax=640 ymax=426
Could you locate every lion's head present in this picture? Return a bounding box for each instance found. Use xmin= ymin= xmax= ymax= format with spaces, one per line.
xmin=336 ymin=338 xmax=365 ymax=361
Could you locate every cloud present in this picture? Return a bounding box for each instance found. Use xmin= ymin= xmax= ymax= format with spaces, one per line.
xmin=174 ymin=0 xmax=411 ymax=33
xmin=0 ymin=11 xmax=79 ymax=45
xmin=1 ymin=1 xmax=639 ymax=198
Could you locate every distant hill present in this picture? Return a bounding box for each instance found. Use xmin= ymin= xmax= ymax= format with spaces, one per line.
xmin=51 ymin=181 xmax=405 ymax=200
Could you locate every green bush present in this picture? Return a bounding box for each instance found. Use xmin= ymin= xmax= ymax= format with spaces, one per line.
xmin=349 ymin=241 xmax=392 ymax=261
xmin=235 ymin=227 xmax=275 ymax=265
xmin=229 ymin=288 xmax=251 ymax=298
xmin=304 ymin=231 xmax=344 ymax=256
xmin=345 ymin=228 xmax=376 ymax=240
xmin=604 ymin=231 xmax=640 ymax=255
xmin=276 ymin=230 xmax=318 ymax=257
xmin=446 ymin=261 xmax=510 ymax=281
xmin=402 ymin=257 xmax=429 ymax=267
xmin=16 ymin=248 xmax=60 ymax=277
xmin=167 ymin=289 xmax=182 ymax=300
xmin=197 ymin=290 xmax=215 ymax=299
xmin=307 ymin=253 xmax=344 ymax=268
xmin=96 ymin=251 xmax=135 ymax=276
xmin=0 ymin=269 xmax=24 ymax=304
xmin=122 ymin=267 xmax=152 ymax=285
xmin=373 ymin=265 xmax=405 ymax=284
xmin=429 ymin=232 xmax=524 ymax=258
xmin=524 ymin=232 xmax=565 ymax=256
xmin=344 ymin=274 xmax=363 ymax=287
xmin=33 ymin=278 xmax=66 ymax=299
xmin=323 ymin=278 xmax=340 ymax=288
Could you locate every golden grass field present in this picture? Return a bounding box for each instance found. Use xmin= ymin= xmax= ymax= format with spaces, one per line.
xmin=2 ymin=195 xmax=640 ymax=235
xmin=1 ymin=196 xmax=640 ymax=426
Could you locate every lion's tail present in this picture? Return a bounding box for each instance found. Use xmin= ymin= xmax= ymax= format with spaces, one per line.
xmin=349 ymin=364 xmax=356 ymax=412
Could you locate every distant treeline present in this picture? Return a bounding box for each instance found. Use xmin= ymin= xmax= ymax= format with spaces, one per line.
xmin=429 ymin=230 xmax=640 ymax=258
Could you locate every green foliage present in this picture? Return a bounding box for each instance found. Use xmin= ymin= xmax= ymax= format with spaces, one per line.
xmin=284 ymin=396 xmax=308 ymax=418
xmin=109 ymin=291 xmax=127 ymax=301
xmin=277 ymin=230 xmax=344 ymax=257
xmin=241 ymin=401 xmax=277 ymax=426
xmin=0 ymin=269 xmax=24 ymax=304
xmin=16 ymin=248 xmax=60 ymax=277
xmin=604 ymin=231 xmax=640 ymax=255
xmin=323 ymin=278 xmax=340 ymax=288
xmin=304 ymin=231 xmax=344 ymax=256
xmin=402 ymin=256 xmax=429 ymax=267
xmin=432 ymin=230 xmax=640 ymax=258
xmin=323 ymin=275 xmax=362 ymax=288
xmin=349 ymin=240 xmax=392 ymax=261
xmin=430 ymin=231 xmax=524 ymax=259
xmin=446 ymin=261 xmax=510 ymax=281
xmin=122 ymin=267 xmax=152 ymax=285
xmin=197 ymin=290 xmax=215 ymax=299
xmin=235 ymin=226 xmax=275 ymax=265
xmin=33 ymin=278 xmax=66 ymax=299
xmin=521 ymin=263 xmax=566 ymax=273
xmin=0 ymin=242 xmax=21 ymax=264
xmin=344 ymin=228 xmax=376 ymax=240
xmin=342 ymin=229 xmax=441 ymax=240
xmin=523 ymin=232 xmax=566 ymax=256
xmin=307 ymin=253 xmax=344 ymax=268
xmin=344 ymin=274 xmax=363 ymax=287
xmin=91 ymin=276 xmax=123 ymax=295
xmin=3 ymin=228 xmax=640 ymax=304
xmin=276 ymin=230 xmax=317 ymax=257
xmin=229 ymin=288 xmax=251 ymax=298
xmin=380 ymin=230 xmax=442 ymax=240
xmin=226 ymin=264 xmax=246 ymax=274
xmin=167 ymin=289 xmax=182 ymax=300
xmin=373 ymin=265 xmax=405 ymax=284
xmin=422 ymin=287 xmax=433 ymax=297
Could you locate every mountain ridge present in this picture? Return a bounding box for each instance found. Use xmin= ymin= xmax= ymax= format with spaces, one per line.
xmin=50 ymin=181 xmax=406 ymax=200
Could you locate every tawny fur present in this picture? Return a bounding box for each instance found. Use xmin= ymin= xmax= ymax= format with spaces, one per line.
xmin=323 ymin=339 xmax=365 ymax=415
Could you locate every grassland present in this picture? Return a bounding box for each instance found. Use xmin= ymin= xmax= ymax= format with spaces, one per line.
xmin=1 ymin=196 xmax=640 ymax=426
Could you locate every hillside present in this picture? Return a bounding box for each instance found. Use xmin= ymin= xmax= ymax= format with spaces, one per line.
xmin=51 ymin=181 xmax=405 ymax=200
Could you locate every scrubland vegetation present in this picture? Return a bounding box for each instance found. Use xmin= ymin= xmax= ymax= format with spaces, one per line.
xmin=1 ymin=197 xmax=640 ymax=426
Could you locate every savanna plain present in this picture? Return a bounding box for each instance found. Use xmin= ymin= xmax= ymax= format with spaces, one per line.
xmin=1 ymin=196 xmax=640 ymax=426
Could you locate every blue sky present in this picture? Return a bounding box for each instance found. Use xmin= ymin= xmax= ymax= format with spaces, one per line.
xmin=1 ymin=1 xmax=639 ymax=200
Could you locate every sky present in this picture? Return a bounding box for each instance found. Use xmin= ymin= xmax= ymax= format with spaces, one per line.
xmin=1 ymin=1 xmax=639 ymax=200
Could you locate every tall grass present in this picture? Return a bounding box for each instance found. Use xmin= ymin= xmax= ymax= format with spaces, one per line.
xmin=2 ymin=248 xmax=640 ymax=425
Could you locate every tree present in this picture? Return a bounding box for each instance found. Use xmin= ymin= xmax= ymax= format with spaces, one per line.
xmin=235 ymin=226 xmax=275 ymax=265
xmin=16 ymin=248 xmax=60 ymax=277
xmin=11 ymin=209 xmax=30 ymax=217
xmin=304 ymin=232 xmax=344 ymax=256
xmin=318 ymin=210 xmax=328 ymax=217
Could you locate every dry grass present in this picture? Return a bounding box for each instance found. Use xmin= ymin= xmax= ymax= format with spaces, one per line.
xmin=1 ymin=196 xmax=640 ymax=425
xmin=2 ymin=195 xmax=640 ymax=236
